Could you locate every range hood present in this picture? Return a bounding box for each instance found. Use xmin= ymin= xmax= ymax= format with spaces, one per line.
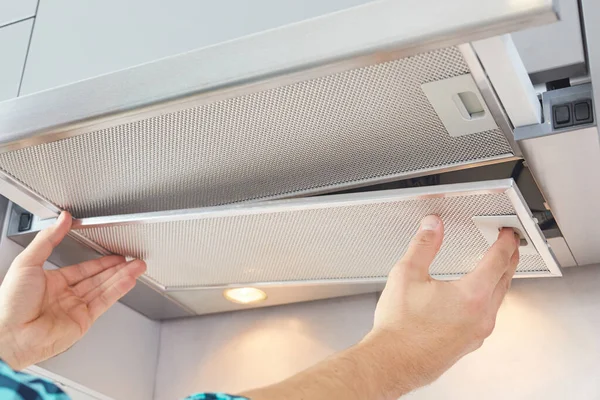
xmin=0 ymin=0 xmax=561 ymax=319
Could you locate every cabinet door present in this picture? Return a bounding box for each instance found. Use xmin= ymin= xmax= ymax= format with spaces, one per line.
xmin=0 ymin=19 xmax=32 ymax=101
xmin=0 ymin=0 xmax=36 ymax=27
xmin=21 ymin=0 xmax=374 ymax=95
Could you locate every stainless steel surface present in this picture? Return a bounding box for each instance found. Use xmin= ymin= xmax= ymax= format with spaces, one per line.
xmin=111 ymin=277 xmax=194 ymax=320
xmin=514 ymin=83 xmax=597 ymax=267
xmin=0 ymin=47 xmax=517 ymax=218
xmin=528 ymin=63 xmax=587 ymax=85
xmin=168 ymin=282 xmax=385 ymax=316
xmin=570 ymin=75 xmax=592 ymax=86
xmin=68 ymin=180 xmax=560 ymax=290
xmin=547 ymin=236 xmax=578 ymax=267
xmin=581 ymin=0 xmax=600 ymax=134
xmin=0 ymin=196 xmax=9 ymax=237
xmin=515 ymin=84 xmax=595 ymax=140
xmin=7 ymin=204 xmax=194 ymax=320
xmin=0 ymin=170 xmax=60 ymax=219
xmin=73 ymin=179 xmax=514 ymax=227
xmin=472 ymin=35 xmax=542 ymax=127
xmin=458 ymin=44 xmax=522 ymax=155
xmin=504 ymin=181 xmax=561 ymax=274
xmin=0 ymin=0 xmax=557 ymax=146
xmin=512 ymin=0 xmax=586 ymax=83
xmin=518 ymin=126 xmax=600 ymax=266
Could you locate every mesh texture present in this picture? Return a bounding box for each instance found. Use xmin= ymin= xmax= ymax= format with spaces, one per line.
xmin=77 ymin=191 xmax=551 ymax=288
xmin=0 ymin=47 xmax=513 ymax=218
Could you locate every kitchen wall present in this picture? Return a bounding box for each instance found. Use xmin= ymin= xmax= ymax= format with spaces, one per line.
xmin=154 ymin=293 xmax=378 ymax=400
xmin=155 ymin=265 xmax=600 ymax=400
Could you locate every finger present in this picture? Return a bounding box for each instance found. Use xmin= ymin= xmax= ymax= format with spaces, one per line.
xmin=71 ymin=259 xmax=131 ymax=298
xmin=14 ymin=212 xmax=72 ymax=268
xmin=392 ymin=215 xmax=444 ymax=281
xmin=80 ymin=259 xmax=143 ymax=301
xmin=57 ymin=255 xmax=127 ymax=286
xmin=490 ymin=248 xmax=520 ymax=312
xmin=86 ymin=260 xmax=146 ymax=321
xmin=463 ymin=228 xmax=519 ymax=293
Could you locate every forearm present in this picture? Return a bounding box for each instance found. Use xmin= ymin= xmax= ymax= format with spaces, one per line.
xmin=242 ymin=331 xmax=420 ymax=400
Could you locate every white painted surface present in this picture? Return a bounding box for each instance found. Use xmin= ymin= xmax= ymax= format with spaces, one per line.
xmin=21 ymin=0 xmax=373 ymax=95
xmin=154 ymin=294 xmax=378 ymax=400
xmin=408 ymin=265 xmax=600 ymax=399
xmin=472 ymin=35 xmax=541 ymax=127
xmin=155 ymin=266 xmax=600 ymax=400
xmin=0 ymin=0 xmax=37 ymax=28
xmin=513 ymin=0 xmax=584 ymax=75
xmin=0 ymin=208 xmax=160 ymax=400
xmin=59 ymin=386 xmax=102 ymax=400
xmin=0 ymin=18 xmax=32 ymax=101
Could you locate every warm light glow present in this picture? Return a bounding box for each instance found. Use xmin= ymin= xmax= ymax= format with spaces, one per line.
xmin=224 ymin=287 xmax=268 ymax=304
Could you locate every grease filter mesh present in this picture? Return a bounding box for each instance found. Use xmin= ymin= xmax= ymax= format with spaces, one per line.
xmin=0 ymin=47 xmax=512 ymax=218
xmin=75 ymin=190 xmax=551 ymax=288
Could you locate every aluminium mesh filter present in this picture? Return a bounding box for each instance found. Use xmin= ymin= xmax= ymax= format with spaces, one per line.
xmin=0 ymin=47 xmax=512 ymax=218
xmin=75 ymin=191 xmax=550 ymax=288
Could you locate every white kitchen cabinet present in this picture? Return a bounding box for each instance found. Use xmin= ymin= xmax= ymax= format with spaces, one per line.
xmin=0 ymin=0 xmax=37 ymax=27
xmin=21 ymin=0 xmax=373 ymax=95
xmin=0 ymin=18 xmax=33 ymax=101
xmin=20 ymin=0 xmax=588 ymax=96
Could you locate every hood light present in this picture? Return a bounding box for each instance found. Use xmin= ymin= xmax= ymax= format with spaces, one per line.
xmin=223 ymin=287 xmax=267 ymax=304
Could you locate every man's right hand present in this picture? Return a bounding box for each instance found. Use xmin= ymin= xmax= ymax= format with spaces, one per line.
xmin=243 ymin=215 xmax=520 ymax=400
xmin=367 ymin=215 xmax=520 ymax=393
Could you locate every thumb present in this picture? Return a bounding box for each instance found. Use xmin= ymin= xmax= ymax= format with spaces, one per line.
xmin=13 ymin=212 xmax=72 ymax=269
xmin=392 ymin=215 xmax=444 ymax=281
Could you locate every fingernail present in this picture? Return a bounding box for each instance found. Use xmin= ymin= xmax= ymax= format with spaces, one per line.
xmin=420 ymin=215 xmax=440 ymax=231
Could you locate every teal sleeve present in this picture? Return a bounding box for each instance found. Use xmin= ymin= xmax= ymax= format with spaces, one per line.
xmin=1 ymin=358 xmax=250 ymax=400
xmin=185 ymin=393 xmax=249 ymax=400
xmin=0 ymin=359 xmax=70 ymax=400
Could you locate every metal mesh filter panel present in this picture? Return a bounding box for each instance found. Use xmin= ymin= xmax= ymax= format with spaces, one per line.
xmin=0 ymin=47 xmax=513 ymax=218
xmin=76 ymin=191 xmax=551 ymax=289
